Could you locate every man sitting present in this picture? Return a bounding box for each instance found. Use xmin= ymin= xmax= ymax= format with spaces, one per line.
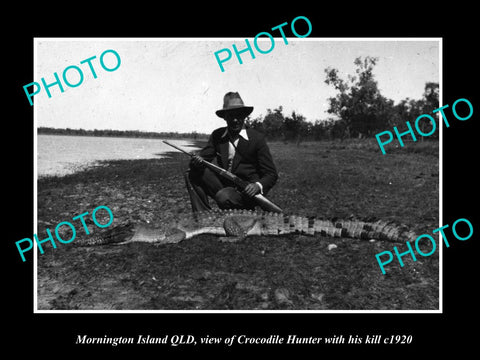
xmin=185 ymin=92 xmax=278 ymax=212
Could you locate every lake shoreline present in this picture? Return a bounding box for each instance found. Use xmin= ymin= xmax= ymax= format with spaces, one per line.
xmin=37 ymin=134 xmax=202 ymax=178
xmin=37 ymin=126 xmax=210 ymax=140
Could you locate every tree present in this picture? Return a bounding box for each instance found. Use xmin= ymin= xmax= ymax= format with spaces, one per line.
xmin=245 ymin=115 xmax=265 ymax=133
xmin=262 ymin=106 xmax=285 ymax=140
xmin=283 ymin=111 xmax=308 ymax=145
xmin=392 ymin=82 xmax=439 ymax=139
xmin=423 ymin=82 xmax=439 ymax=113
xmin=324 ymin=56 xmax=394 ymax=138
xmin=311 ymin=120 xmax=328 ymax=140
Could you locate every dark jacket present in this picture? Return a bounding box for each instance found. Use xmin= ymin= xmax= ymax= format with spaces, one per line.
xmin=196 ymin=127 xmax=278 ymax=194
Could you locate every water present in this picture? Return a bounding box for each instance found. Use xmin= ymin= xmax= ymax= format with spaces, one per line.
xmin=37 ymin=134 xmax=200 ymax=178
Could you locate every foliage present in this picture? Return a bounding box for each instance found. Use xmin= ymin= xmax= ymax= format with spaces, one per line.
xmin=389 ymin=82 xmax=440 ymax=138
xmin=37 ymin=127 xmax=209 ymax=140
xmin=324 ymin=57 xmax=439 ymax=139
xmin=326 ymin=56 xmax=393 ymax=137
xmin=245 ymin=56 xmax=439 ymax=142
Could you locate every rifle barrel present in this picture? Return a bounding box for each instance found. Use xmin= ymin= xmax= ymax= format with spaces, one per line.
xmin=163 ymin=140 xmax=227 ymax=175
xmin=163 ymin=140 xmax=193 ymax=156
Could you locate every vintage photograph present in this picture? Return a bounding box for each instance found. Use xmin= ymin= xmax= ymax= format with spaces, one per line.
xmin=34 ymin=38 xmax=441 ymax=311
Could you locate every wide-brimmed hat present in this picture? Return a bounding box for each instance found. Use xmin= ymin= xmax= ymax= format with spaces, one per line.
xmin=215 ymin=92 xmax=254 ymax=119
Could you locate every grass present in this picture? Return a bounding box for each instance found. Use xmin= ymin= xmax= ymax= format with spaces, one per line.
xmin=36 ymin=138 xmax=439 ymax=310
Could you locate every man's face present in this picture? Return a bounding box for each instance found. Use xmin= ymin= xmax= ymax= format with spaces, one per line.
xmin=224 ymin=112 xmax=246 ymax=135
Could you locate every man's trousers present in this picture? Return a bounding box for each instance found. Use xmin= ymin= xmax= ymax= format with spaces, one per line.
xmin=184 ymin=167 xmax=256 ymax=212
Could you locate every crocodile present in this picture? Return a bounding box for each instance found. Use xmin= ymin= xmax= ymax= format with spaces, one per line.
xmin=77 ymin=209 xmax=418 ymax=246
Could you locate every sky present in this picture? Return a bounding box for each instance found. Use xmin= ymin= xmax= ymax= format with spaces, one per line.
xmin=35 ymin=38 xmax=440 ymax=134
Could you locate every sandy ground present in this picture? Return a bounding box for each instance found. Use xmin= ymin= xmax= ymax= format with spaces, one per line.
xmin=36 ymin=139 xmax=439 ymax=310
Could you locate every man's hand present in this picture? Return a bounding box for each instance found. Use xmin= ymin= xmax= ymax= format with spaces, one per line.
xmin=243 ymin=182 xmax=261 ymax=197
xmin=191 ymin=155 xmax=204 ymax=168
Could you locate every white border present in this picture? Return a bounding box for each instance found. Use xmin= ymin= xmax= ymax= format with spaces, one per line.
xmin=33 ymin=37 xmax=442 ymax=314
xmin=34 ymin=38 xmax=38 ymax=312
xmin=438 ymin=38 xmax=443 ymax=314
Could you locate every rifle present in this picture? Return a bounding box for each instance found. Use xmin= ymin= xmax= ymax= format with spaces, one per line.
xmin=163 ymin=140 xmax=283 ymax=213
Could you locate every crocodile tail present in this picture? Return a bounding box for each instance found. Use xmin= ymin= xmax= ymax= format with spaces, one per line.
xmin=298 ymin=217 xmax=418 ymax=242
xmin=257 ymin=212 xmax=304 ymax=236
xmin=261 ymin=214 xmax=341 ymax=237
xmin=331 ymin=219 xmax=417 ymax=242
xmin=311 ymin=218 xmax=340 ymax=237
